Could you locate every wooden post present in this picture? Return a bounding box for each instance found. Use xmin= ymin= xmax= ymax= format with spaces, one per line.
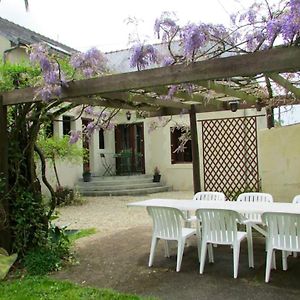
xmin=266 ymin=107 xmax=275 ymax=129
xmin=189 ymin=105 xmax=201 ymax=194
xmin=0 ymin=96 xmax=11 ymax=252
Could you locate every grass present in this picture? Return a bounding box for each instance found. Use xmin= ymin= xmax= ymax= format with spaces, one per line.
xmin=0 ymin=276 xmax=150 ymax=300
xmin=68 ymin=228 xmax=97 ymax=243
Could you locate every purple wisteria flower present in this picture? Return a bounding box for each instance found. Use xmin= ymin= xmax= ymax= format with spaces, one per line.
xmin=167 ymin=85 xmax=177 ymax=99
xmin=162 ymin=56 xmax=174 ymax=67
xmin=29 ymin=43 xmax=65 ymax=101
xmin=69 ymin=131 xmax=81 ymax=144
xmin=70 ymin=47 xmax=107 ymax=78
xmin=181 ymin=24 xmax=207 ymax=59
xmin=84 ymin=106 xmax=94 ymax=115
xmin=154 ymin=12 xmax=178 ymax=40
xmin=129 ymin=44 xmax=159 ymax=70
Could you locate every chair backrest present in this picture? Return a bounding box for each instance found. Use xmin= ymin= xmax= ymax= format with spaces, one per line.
xmin=196 ymin=209 xmax=241 ymax=244
xmin=147 ymin=206 xmax=184 ymax=240
xmin=262 ymin=212 xmax=300 ymax=251
xmin=293 ymin=195 xmax=300 ymax=204
xmin=236 ymin=192 xmax=273 ymax=222
xmin=193 ymin=191 xmax=226 ymax=202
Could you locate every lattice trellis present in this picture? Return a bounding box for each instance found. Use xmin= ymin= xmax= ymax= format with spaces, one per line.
xmin=201 ymin=116 xmax=259 ymax=200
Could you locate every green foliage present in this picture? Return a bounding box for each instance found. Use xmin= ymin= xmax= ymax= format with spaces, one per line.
xmin=0 ymin=276 xmax=148 ymax=300
xmin=23 ymin=247 xmax=62 ymax=275
xmin=0 ymin=61 xmax=41 ymax=92
xmin=10 ymin=189 xmax=48 ymax=256
xmin=68 ymin=228 xmax=97 ymax=243
xmin=55 ymin=187 xmax=84 ymax=206
xmin=37 ymin=136 xmax=85 ymax=164
xmin=23 ymin=222 xmax=71 ymax=275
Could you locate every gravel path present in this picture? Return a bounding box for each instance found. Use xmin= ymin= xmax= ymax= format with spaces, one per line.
xmin=56 ymin=191 xmax=194 ymax=238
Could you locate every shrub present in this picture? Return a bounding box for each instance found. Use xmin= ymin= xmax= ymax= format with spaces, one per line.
xmin=23 ymin=247 xmax=62 ymax=275
xmin=55 ymin=187 xmax=84 ymax=206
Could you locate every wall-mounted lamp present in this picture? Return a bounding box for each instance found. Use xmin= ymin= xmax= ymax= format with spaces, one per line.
xmin=126 ymin=111 xmax=131 ymax=121
xmin=255 ymin=100 xmax=262 ymax=112
xmin=228 ymin=100 xmax=239 ymax=112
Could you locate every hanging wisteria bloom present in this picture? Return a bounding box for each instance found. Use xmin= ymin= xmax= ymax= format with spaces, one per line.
xmin=181 ymin=24 xmax=208 ymax=60
xmin=154 ymin=12 xmax=179 ymax=41
xmin=29 ymin=43 xmax=66 ymax=101
xmin=129 ymin=43 xmax=159 ymax=70
xmin=69 ymin=130 xmax=81 ymax=144
xmin=230 ymin=0 xmax=300 ymax=51
xmin=70 ymin=47 xmax=108 ymax=78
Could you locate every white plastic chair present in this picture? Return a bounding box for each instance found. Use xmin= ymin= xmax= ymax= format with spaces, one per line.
xmin=196 ymin=208 xmax=253 ymax=278
xmin=147 ymin=206 xmax=196 ymax=272
xmin=292 ymin=195 xmax=300 ymax=204
xmin=193 ymin=191 xmax=226 ymax=202
xmin=236 ymin=192 xmax=273 ymax=268
xmin=186 ymin=192 xmax=226 ymax=223
xmin=262 ymin=212 xmax=300 ymax=283
xmin=292 ymin=195 xmax=300 ymax=257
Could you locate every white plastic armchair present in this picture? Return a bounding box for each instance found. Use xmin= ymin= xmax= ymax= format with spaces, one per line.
xmin=147 ymin=206 xmax=196 ymax=272
xmin=236 ymin=192 xmax=273 ymax=268
xmin=262 ymin=212 xmax=300 ymax=282
xmin=196 ymin=208 xmax=253 ymax=278
xmin=236 ymin=192 xmax=273 ymax=224
xmin=292 ymin=195 xmax=300 ymax=204
xmin=193 ymin=191 xmax=226 ymax=201
xmin=186 ymin=192 xmax=226 ymax=223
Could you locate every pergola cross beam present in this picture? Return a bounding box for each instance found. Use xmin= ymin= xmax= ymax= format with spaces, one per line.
xmin=2 ymin=46 xmax=300 ymax=107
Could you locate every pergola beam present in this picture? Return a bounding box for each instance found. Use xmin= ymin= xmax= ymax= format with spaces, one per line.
xmin=2 ymin=46 xmax=300 ymax=106
xmin=69 ymin=97 xmax=158 ymax=112
xmin=100 ymin=92 xmax=191 ymax=109
xmin=197 ymin=80 xmax=258 ymax=102
xmin=267 ymin=73 xmax=300 ymax=99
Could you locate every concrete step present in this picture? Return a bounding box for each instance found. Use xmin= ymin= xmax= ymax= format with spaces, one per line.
xmin=82 ymin=174 xmax=153 ymax=182
xmin=77 ymin=178 xmax=153 ymax=187
xmin=76 ymin=182 xmax=163 ymax=191
xmin=77 ymin=174 xmax=171 ymax=196
xmin=79 ymin=185 xmax=171 ymax=196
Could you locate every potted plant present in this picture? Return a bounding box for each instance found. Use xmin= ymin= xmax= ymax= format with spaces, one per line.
xmin=82 ymin=167 xmax=91 ymax=182
xmin=153 ymin=166 xmax=161 ymax=182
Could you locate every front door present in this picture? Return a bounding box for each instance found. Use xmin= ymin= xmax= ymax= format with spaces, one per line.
xmin=115 ymin=123 xmax=145 ymax=175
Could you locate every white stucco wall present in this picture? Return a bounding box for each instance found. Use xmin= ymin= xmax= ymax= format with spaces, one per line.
xmin=259 ymin=123 xmax=300 ymax=202
xmin=143 ymin=108 xmax=267 ymax=191
xmin=0 ymin=35 xmax=11 ymax=60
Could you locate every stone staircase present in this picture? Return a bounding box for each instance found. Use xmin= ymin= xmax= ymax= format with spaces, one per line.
xmin=76 ymin=174 xmax=172 ymax=196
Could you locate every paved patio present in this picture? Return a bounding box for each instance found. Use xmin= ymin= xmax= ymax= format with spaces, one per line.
xmin=53 ymin=192 xmax=300 ymax=300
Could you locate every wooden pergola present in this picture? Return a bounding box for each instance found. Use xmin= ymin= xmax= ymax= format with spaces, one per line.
xmin=1 ymin=46 xmax=300 ymax=193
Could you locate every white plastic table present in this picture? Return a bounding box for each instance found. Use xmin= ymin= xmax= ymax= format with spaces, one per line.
xmin=128 ymin=199 xmax=300 ymax=236
xmin=128 ymin=198 xmax=300 ymax=215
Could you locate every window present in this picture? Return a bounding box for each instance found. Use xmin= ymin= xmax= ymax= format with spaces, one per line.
xmin=62 ymin=116 xmax=71 ymax=136
xmin=170 ymin=127 xmax=192 ymax=164
xmin=99 ymin=128 xmax=105 ymax=149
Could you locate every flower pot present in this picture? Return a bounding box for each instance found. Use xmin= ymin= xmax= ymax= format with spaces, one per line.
xmin=153 ymin=174 xmax=161 ymax=183
xmin=83 ymin=173 xmax=91 ymax=182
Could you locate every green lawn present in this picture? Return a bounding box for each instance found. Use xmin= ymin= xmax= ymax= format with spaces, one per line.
xmin=0 ymin=276 xmax=151 ymax=300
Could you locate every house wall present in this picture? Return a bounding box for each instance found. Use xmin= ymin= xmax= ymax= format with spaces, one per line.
xmin=143 ymin=108 xmax=267 ymax=191
xmin=259 ymin=123 xmax=300 ymax=202
xmin=0 ymin=35 xmax=11 ymax=60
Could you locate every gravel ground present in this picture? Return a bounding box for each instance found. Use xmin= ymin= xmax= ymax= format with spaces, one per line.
xmin=53 ymin=190 xmax=300 ymax=300
xmin=55 ymin=191 xmax=194 ymax=238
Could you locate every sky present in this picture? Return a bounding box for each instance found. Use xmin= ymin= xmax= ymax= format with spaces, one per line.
xmin=0 ymin=0 xmax=251 ymax=52
xmin=0 ymin=0 xmax=299 ymax=124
